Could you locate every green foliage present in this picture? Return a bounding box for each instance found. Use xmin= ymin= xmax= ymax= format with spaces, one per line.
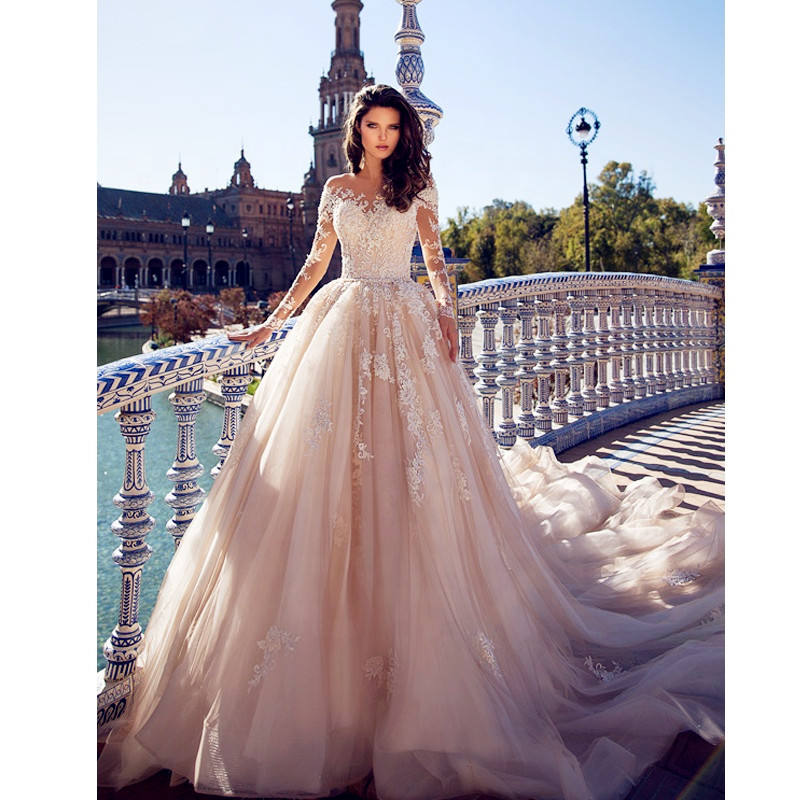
xmin=443 ymin=160 xmax=716 ymax=281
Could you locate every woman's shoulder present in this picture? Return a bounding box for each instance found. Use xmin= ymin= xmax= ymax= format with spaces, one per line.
xmin=324 ymin=173 xmax=357 ymax=192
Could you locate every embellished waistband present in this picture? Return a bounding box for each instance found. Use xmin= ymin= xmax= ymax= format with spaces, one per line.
xmin=338 ymin=276 xmax=414 ymax=285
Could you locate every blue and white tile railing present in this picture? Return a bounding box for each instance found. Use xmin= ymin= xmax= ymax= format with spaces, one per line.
xmin=96 ymin=270 xmax=723 ymax=730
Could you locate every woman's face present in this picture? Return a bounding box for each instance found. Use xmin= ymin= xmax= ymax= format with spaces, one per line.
xmin=358 ymin=106 xmax=401 ymax=162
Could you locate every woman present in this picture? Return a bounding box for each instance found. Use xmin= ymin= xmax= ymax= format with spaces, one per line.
xmin=98 ymin=85 xmax=723 ymax=800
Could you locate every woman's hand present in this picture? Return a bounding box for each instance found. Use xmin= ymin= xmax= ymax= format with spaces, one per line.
xmin=438 ymin=314 xmax=458 ymax=363
xmin=227 ymin=319 xmax=280 ymax=349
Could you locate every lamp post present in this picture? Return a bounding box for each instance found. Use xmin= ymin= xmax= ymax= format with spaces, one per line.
xmin=206 ymin=219 xmax=214 ymax=291
xmin=241 ymin=227 xmax=249 ymax=292
xmin=181 ymin=211 xmax=191 ymax=289
xmin=286 ymin=196 xmax=297 ymax=277
xmin=566 ymin=107 xmax=600 ymax=272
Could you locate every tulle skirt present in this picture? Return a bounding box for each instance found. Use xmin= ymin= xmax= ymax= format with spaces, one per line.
xmin=98 ymin=277 xmax=723 ymax=800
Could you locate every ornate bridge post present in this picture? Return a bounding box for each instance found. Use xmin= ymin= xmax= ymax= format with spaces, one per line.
xmin=103 ymin=397 xmax=156 ymax=682
xmin=514 ymin=297 xmax=537 ymax=444
xmin=457 ymin=307 xmax=478 ymax=384
xmin=566 ymin=291 xmax=585 ymax=418
xmin=166 ymin=378 xmax=207 ymax=548
xmin=642 ymin=291 xmax=658 ymax=395
xmin=533 ymin=298 xmax=554 ymax=433
xmin=581 ymin=290 xmax=598 ymax=413
xmin=550 ymin=295 xmax=570 ymax=425
xmin=619 ymin=288 xmax=635 ymax=401
xmin=595 ymin=293 xmax=611 ymax=408
xmin=496 ymin=298 xmax=519 ymax=448
xmin=212 ymin=365 xmax=251 ymax=477
xmin=631 ymin=291 xmax=647 ymax=399
xmin=475 ymin=302 xmax=501 ymax=435
xmin=607 ymin=289 xmax=624 ymax=404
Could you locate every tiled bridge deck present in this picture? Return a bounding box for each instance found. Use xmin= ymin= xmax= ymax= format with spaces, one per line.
xmin=99 ymin=401 xmax=725 ymax=800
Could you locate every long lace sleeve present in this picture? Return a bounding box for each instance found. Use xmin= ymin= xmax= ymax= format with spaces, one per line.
xmin=267 ymin=181 xmax=339 ymax=327
xmin=415 ymin=177 xmax=455 ymax=320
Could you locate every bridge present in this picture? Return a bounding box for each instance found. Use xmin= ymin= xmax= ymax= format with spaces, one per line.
xmin=97 ymin=288 xmax=161 ymax=317
xmin=96 ymin=268 xmax=725 ymax=800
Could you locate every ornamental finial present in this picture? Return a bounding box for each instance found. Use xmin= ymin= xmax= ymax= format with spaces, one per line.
xmin=394 ymin=0 xmax=443 ymax=146
xmin=704 ymin=138 xmax=725 ymax=265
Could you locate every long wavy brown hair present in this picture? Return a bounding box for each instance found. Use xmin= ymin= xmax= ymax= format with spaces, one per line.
xmin=342 ymin=84 xmax=431 ymax=212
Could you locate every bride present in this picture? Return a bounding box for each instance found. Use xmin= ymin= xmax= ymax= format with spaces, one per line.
xmin=98 ymin=84 xmax=724 ymax=800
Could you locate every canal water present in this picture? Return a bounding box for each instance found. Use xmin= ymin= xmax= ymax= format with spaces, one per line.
xmin=97 ymin=329 xmax=224 ymax=672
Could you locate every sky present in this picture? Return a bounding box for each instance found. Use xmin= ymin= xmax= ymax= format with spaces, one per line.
xmin=97 ymin=0 xmax=724 ymax=223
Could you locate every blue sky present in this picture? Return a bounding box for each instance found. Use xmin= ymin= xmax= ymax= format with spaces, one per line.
xmin=98 ymin=0 xmax=724 ymax=222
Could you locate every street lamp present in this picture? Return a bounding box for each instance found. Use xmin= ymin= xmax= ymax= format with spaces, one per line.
xmin=566 ymin=107 xmax=601 ymax=272
xmin=181 ymin=211 xmax=191 ymax=289
xmin=242 ymin=227 xmax=249 ymax=293
xmin=206 ymin=219 xmax=214 ymax=291
xmin=286 ymin=195 xmax=297 ymax=276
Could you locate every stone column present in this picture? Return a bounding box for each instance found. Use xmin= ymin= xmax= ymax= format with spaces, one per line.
xmin=595 ymin=294 xmax=611 ymax=409
xmin=475 ymin=302 xmax=501 ymax=435
xmin=550 ymin=296 xmax=570 ymax=425
xmin=533 ymin=298 xmax=554 ymax=433
xmin=607 ymin=290 xmax=624 ymax=404
xmin=212 ymin=365 xmax=252 ymax=477
xmin=457 ymin=307 xmax=478 ymax=385
xmin=496 ymin=298 xmax=519 ymax=448
xmin=566 ymin=292 xmax=585 ymax=418
xmin=165 ymin=378 xmax=207 ymax=549
xmin=102 ymin=397 xmax=156 ymax=682
xmin=581 ymin=291 xmax=598 ymax=413
xmin=514 ymin=297 xmax=537 ymax=443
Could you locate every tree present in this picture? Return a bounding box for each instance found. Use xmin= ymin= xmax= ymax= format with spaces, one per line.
xmin=139 ymin=289 xmax=216 ymax=344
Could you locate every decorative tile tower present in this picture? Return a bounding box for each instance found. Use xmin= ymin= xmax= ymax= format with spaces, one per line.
xmin=394 ymin=0 xmax=442 ymax=146
xmin=169 ymin=161 xmax=190 ymax=196
xmin=695 ymin=138 xmax=725 ymax=383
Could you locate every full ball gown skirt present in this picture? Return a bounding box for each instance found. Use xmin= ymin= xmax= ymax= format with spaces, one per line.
xmin=98 ymin=181 xmax=723 ymax=800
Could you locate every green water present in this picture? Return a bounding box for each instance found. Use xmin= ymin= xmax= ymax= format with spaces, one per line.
xmin=97 ymin=332 xmax=224 ymax=672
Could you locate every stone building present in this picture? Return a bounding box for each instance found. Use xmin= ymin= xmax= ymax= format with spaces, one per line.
xmin=97 ymin=0 xmax=373 ymax=298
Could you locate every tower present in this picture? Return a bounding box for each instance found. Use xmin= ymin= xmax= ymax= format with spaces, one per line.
xmin=310 ymin=0 xmax=373 ymax=185
xmin=169 ymin=162 xmax=190 ymax=196
xmin=302 ymin=0 xmax=373 ymax=280
xmin=230 ymin=149 xmax=255 ymax=189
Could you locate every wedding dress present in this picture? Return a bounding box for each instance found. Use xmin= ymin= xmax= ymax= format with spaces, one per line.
xmin=98 ymin=176 xmax=724 ymax=800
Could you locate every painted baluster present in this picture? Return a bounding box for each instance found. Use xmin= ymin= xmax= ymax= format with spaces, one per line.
xmin=566 ymin=291 xmax=585 ymax=418
xmin=653 ymin=292 xmax=667 ymax=393
xmin=674 ymin=302 xmax=687 ymax=389
xmin=700 ymin=300 xmax=712 ymax=384
xmin=581 ymin=290 xmax=598 ymax=413
xmin=533 ymin=298 xmax=554 ymax=434
xmin=514 ymin=297 xmax=537 ymax=444
xmin=457 ymin=307 xmax=478 ymax=385
xmin=475 ymin=302 xmax=501 ymax=436
xmin=642 ymin=291 xmax=658 ymax=396
xmin=619 ymin=289 xmax=636 ymax=400
xmin=550 ymin=296 xmax=570 ymax=425
xmin=688 ymin=298 xmax=700 ymax=385
xmin=631 ymin=292 xmax=647 ymax=398
xmin=165 ymin=378 xmax=207 ymax=549
xmin=661 ymin=292 xmax=675 ymax=392
xmin=607 ymin=290 xmax=624 ymax=404
xmin=595 ymin=294 xmax=611 ymax=409
xmin=103 ymin=397 xmax=156 ymax=682
xmin=495 ymin=298 xmax=519 ymax=448
xmin=212 ymin=365 xmax=252 ymax=477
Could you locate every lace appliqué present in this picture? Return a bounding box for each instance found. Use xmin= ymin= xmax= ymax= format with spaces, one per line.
xmin=305 ymin=399 xmax=333 ymax=451
xmin=354 ymin=349 xmax=374 ymax=461
xmin=455 ymin=399 xmax=472 ymax=447
xmin=474 ymin=632 xmax=502 ymax=679
xmin=363 ymin=650 xmax=398 ymax=696
xmin=426 ymin=409 xmax=444 ymax=440
xmin=373 ymin=352 xmax=395 ymax=383
xmin=664 ymin=568 xmax=701 ymax=587
xmin=584 ymin=655 xmax=624 ymax=682
xmin=248 ymin=626 xmax=301 ymax=691
xmin=451 ymin=451 xmax=471 ymax=503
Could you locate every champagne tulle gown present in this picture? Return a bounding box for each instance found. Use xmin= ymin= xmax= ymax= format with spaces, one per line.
xmin=98 ymin=177 xmax=724 ymax=800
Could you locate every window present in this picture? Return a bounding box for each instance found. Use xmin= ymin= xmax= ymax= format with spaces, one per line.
xmin=259 ymin=204 xmax=263 ymax=214
xmin=246 ymin=204 xmax=251 ymax=212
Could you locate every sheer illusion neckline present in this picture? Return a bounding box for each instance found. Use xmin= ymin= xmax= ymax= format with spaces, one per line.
xmin=329 ymin=184 xmax=387 ymax=216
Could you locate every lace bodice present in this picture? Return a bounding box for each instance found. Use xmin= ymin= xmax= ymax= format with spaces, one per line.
xmin=267 ymin=175 xmax=454 ymax=326
xmin=326 ymin=184 xmax=431 ymax=282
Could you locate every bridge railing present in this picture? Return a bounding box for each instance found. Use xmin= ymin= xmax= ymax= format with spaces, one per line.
xmin=96 ymin=270 xmax=723 ymax=730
